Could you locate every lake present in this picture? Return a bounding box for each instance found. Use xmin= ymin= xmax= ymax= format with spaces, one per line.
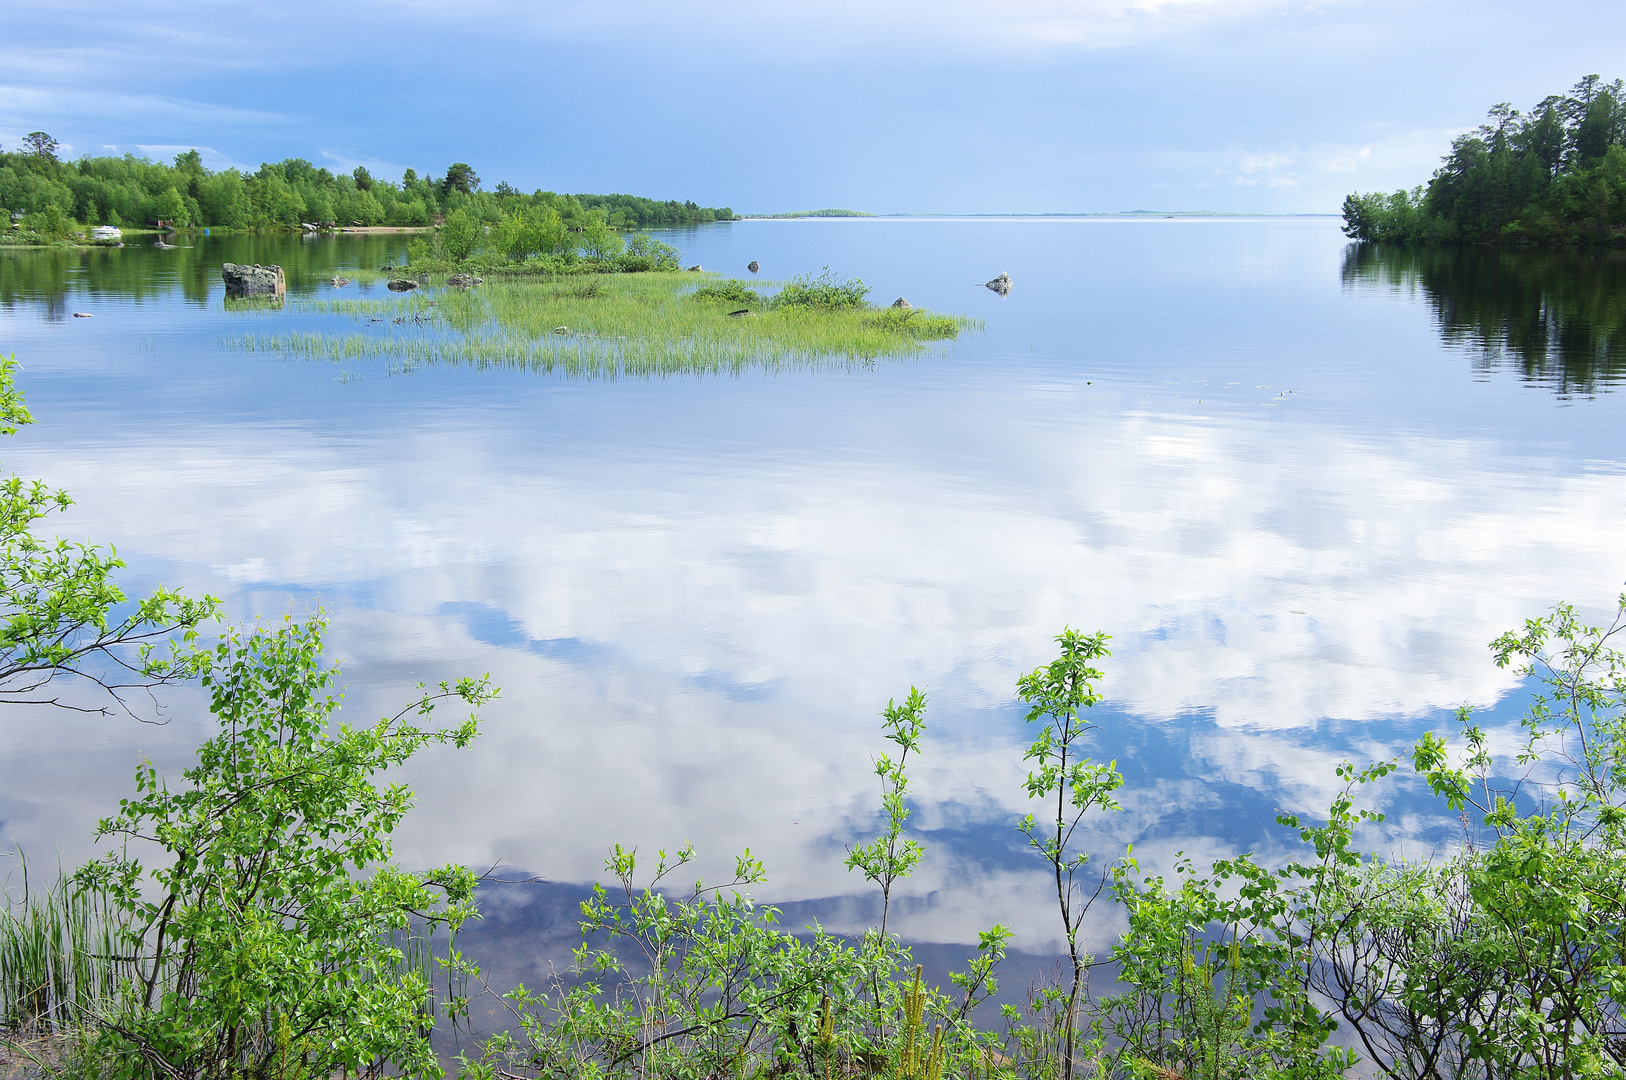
xmin=1 ymin=218 xmax=1624 ymax=994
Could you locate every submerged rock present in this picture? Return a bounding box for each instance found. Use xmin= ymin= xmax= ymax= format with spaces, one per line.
xmin=386 ymin=278 xmax=419 ymax=292
xmin=447 ymin=273 xmax=483 ymax=288
xmin=72 ymin=312 xmax=93 ymax=318
xmin=747 ymin=260 xmax=760 ymax=273
xmin=891 ymin=297 xmax=912 ymax=309
xmin=330 ymin=276 xmax=351 ymax=288
xmin=985 ymin=272 xmax=1012 ymax=294
xmin=222 ymin=263 xmax=286 ymax=298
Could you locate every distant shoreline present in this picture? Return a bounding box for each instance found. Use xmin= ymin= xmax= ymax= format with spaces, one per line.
xmin=741 ymin=211 xmax=1341 ymax=220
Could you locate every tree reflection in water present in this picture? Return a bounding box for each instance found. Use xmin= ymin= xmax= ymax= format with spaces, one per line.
xmin=1343 ymin=244 xmax=1626 ymax=397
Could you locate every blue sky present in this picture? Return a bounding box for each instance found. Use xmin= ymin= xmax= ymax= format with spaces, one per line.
xmin=5 ymin=0 xmax=1625 ymax=214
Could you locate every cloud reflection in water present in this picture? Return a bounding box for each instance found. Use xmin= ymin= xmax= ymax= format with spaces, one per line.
xmin=2 ymin=392 xmax=1619 ymax=950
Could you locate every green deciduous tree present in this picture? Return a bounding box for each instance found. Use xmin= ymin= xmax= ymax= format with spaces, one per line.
xmin=437 ymin=207 xmax=479 ymax=261
xmin=1016 ymin=628 xmax=1122 ymax=1080
xmin=492 ymin=206 xmax=566 ymax=261
xmin=79 ymin=613 xmax=496 ymax=1080
xmin=0 ymin=355 xmax=218 ymax=717
xmin=846 ymin=687 xmax=927 ymax=943
xmin=150 ymin=186 xmax=187 ymax=227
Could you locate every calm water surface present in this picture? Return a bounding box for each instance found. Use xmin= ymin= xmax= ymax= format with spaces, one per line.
xmin=1 ymin=219 xmax=1624 ymax=984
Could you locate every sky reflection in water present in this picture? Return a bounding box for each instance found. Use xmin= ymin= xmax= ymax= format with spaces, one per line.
xmin=0 ymin=219 xmax=1622 ymax=964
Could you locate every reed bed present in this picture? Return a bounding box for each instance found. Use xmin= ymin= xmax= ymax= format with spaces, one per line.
xmin=0 ymin=862 xmax=126 ymax=1036
xmin=254 ymin=273 xmax=979 ymax=380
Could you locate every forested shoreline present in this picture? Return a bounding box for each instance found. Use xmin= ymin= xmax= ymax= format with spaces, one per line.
xmin=1342 ymin=76 xmax=1626 ymax=245
xmin=0 ymin=133 xmax=733 ymax=242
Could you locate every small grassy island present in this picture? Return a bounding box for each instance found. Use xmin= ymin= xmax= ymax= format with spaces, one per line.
xmin=1342 ymin=75 xmax=1626 ymax=245
xmin=238 ymin=267 xmax=976 ymax=379
xmin=222 ymin=194 xmax=975 ymax=378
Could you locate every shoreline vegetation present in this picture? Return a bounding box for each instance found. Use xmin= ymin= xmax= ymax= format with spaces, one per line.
xmin=0 ymin=133 xmax=734 ymax=249
xmin=232 ymin=269 xmax=977 ymax=379
xmin=1342 ymin=75 xmax=1626 ymax=246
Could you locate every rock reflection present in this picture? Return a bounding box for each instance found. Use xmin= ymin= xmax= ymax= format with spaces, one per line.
xmin=1342 ymin=244 xmax=1626 ymax=396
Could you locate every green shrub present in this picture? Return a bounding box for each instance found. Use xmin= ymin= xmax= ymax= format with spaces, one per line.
xmin=76 ymin=615 xmax=495 ymax=1080
xmin=690 ymin=278 xmax=764 ymax=305
xmin=772 ymin=266 xmax=870 ymax=309
xmin=438 ymin=208 xmax=479 ymax=261
xmin=614 ymin=232 xmax=681 ymax=272
xmin=21 ymin=203 xmax=71 ymax=241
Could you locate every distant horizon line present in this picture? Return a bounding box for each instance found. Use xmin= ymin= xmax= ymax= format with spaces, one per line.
xmin=738 ymin=210 xmax=1342 ymax=220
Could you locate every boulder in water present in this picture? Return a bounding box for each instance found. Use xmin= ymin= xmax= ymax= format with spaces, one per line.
xmin=222 ymin=263 xmax=286 ymax=298
xmin=387 ymin=278 xmax=419 ymax=292
xmin=687 ymin=264 xmax=703 ymax=272
xmin=447 ymin=273 xmax=483 ymax=288
xmin=891 ymin=297 xmax=912 ymax=309
xmin=985 ymin=272 xmax=1012 ymax=294
xmin=747 ymin=261 xmax=760 ymax=273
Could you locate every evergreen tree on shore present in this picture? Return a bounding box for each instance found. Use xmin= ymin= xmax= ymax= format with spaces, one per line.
xmin=1343 ymin=76 xmax=1626 ymax=246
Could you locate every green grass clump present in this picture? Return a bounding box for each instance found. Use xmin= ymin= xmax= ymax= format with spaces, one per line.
xmin=251 ymin=271 xmax=978 ymax=380
xmin=689 ymin=279 xmax=763 ymax=306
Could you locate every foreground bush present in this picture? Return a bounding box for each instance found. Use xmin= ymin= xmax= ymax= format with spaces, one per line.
xmin=70 ymin=616 xmax=495 ymax=1080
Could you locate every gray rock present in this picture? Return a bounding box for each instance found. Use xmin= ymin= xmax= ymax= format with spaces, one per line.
xmin=221 ymin=263 xmax=286 ymax=297
xmin=330 ymin=276 xmax=351 ymax=288
xmin=687 ymin=264 xmax=703 ymax=272
xmin=747 ymin=261 xmax=760 ymax=273
xmin=387 ymin=278 xmax=419 ymax=292
xmin=447 ymin=273 xmax=483 ymax=288
xmin=891 ymin=297 xmax=912 ymax=309
xmin=985 ymin=272 xmax=1012 ymax=294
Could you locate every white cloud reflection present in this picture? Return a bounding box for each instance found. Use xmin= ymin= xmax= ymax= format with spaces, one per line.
xmin=1 ymin=393 xmax=1619 ymax=948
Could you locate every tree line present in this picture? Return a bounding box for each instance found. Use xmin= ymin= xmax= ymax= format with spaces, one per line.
xmin=0 ymin=134 xmax=733 ymax=233
xmin=1343 ymin=75 xmax=1626 ymax=245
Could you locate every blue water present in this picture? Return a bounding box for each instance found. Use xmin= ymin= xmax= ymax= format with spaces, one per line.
xmin=1 ymin=220 xmax=1622 ymax=982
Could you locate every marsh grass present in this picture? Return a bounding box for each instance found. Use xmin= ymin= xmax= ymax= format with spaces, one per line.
xmin=0 ymin=860 xmax=126 ymax=1035
xmin=251 ymin=273 xmax=978 ymax=380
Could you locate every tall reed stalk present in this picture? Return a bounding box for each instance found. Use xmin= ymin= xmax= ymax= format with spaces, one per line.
xmin=0 ymin=856 xmax=127 ymax=1034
